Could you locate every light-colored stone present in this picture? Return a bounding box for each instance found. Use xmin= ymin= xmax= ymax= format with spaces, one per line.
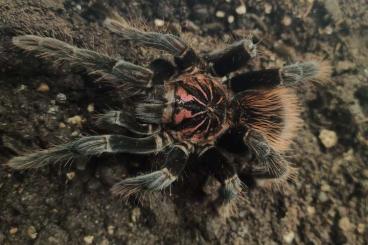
xmin=264 ymin=3 xmax=272 ymax=14
xmin=67 ymin=115 xmax=84 ymax=127
xmin=107 ymin=225 xmax=115 ymax=235
xmin=84 ymin=235 xmax=94 ymax=244
xmin=338 ymin=217 xmax=353 ymax=232
xmin=235 ymin=5 xmax=246 ymax=15
xmin=66 ymin=172 xmax=76 ymax=180
xmin=283 ymin=231 xmax=295 ymax=244
xmin=27 ymin=226 xmax=37 ymax=239
xmin=9 ymin=227 xmax=18 ymax=235
xmin=215 ymin=10 xmax=225 ymax=18
xmin=87 ymin=103 xmax=94 ymax=113
xmin=131 ymin=207 xmax=141 ymax=223
xmin=154 ymin=19 xmax=164 ymax=27
xmin=357 ymin=223 xmax=365 ymax=234
xmin=37 ymin=83 xmax=50 ymax=93
xmin=56 ymin=93 xmax=67 ymax=103
xmin=282 ymin=16 xmax=292 ymax=26
xmin=319 ymin=129 xmax=338 ymax=148
xmin=307 ymin=206 xmax=316 ymax=216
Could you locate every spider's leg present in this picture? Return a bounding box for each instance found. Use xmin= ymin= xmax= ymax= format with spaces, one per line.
xmin=243 ymin=130 xmax=296 ymax=191
xmin=96 ymin=110 xmax=161 ymax=135
xmin=6 ymin=133 xmax=173 ymax=170
xmin=104 ymin=18 xmax=199 ymax=70
xmin=200 ymin=146 xmax=245 ymax=216
xmin=227 ymin=60 xmax=331 ymax=92
xmin=12 ymin=35 xmax=154 ymax=89
xmin=202 ymin=38 xmax=257 ymax=77
xmin=149 ymin=58 xmax=177 ymax=84
xmin=111 ymin=143 xmax=191 ymax=199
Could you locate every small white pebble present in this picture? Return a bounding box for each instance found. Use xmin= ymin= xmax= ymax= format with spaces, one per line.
xmin=56 ymin=93 xmax=67 ymax=103
xmin=17 ymin=84 xmax=27 ymax=92
xmin=59 ymin=122 xmax=66 ymax=128
xmin=9 ymin=227 xmax=18 ymax=235
xmin=27 ymin=226 xmax=37 ymax=240
xmin=324 ymin=25 xmax=333 ymax=35
xmin=319 ymin=129 xmax=338 ymax=148
xmin=283 ymin=231 xmax=295 ymax=244
xmin=264 ymin=3 xmax=272 ymax=14
xmin=154 ymin=19 xmax=165 ymax=27
xmin=307 ymin=206 xmax=316 ymax=216
xmin=357 ymin=223 xmax=365 ymax=234
xmin=339 ymin=217 xmax=353 ymax=232
xmin=235 ymin=5 xmax=246 ymax=15
xmin=131 ymin=207 xmax=141 ymax=223
xmin=76 ymin=5 xmax=82 ymax=11
xmin=66 ymin=172 xmax=76 ymax=180
xmin=84 ymin=235 xmax=94 ymax=244
xmin=37 ymin=83 xmax=50 ymax=93
xmin=67 ymin=115 xmax=83 ymax=127
xmin=87 ymin=103 xmax=94 ymax=113
xmin=215 ymin=10 xmax=226 ymax=18
xmin=227 ymin=15 xmax=235 ymax=24
xmin=282 ymin=15 xmax=292 ymax=26
xmin=107 ymin=225 xmax=115 ymax=235
xmin=71 ymin=131 xmax=80 ymax=137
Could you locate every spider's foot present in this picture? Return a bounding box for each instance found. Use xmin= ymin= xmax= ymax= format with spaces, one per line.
xmin=281 ymin=60 xmax=332 ymax=85
xmin=111 ymin=168 xmax=177 ymax=201
xmin=215 ymin=175 xmax=246 ymax=218
xmin=254 ymin=165 xmax=298 ymax=192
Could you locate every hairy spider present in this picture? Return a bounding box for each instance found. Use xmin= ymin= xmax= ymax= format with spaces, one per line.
xmin=7 ymin=17 xmax=331 ymax=213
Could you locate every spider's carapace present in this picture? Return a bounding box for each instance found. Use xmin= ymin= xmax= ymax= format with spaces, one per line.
xmin=163 ymin=72 xmax=230 ymax=144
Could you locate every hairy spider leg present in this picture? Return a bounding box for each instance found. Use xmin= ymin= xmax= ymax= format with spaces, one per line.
xmin=7 ymin=133 xmax=173 ymax=170
xmin=199 ymin=146 xmax=245 ymax=215
xmin=104 ymin=18 xmax=199 ymax=70
xmin=111 ymin=144 xmax=191 ymax=199
xmin=202 ymin=38 xmax=257 ymax=77
xmin=243 ymin=130 xmax=296 ymax=191
xmin=12 ymin=35 xmax=155 ymax=90
xmin=227 ymin=60 xmax=332 ymax=92
xmin=96 ymin=110 xmax=161 ymax=135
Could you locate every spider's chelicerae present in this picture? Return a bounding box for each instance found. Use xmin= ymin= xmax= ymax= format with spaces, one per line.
xmin=7 ymin=17 xmax=331 ymax=212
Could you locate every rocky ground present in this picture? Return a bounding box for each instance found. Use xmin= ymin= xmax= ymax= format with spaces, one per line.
xmin=0 ymin=0 xmax=367 ymax=244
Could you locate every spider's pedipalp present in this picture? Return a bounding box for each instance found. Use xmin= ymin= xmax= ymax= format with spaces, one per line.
xmin=244 ymin=130 xmax=296 ymax=191
xmin=111 ymin=144 xmax=190 ymax=200
xmin=203 ymin=38 xmax=257 ymax=77
xmin=7 ymin=134 xmax=173 ymax=170
xmin=96 ymin=110 xmax=161 ymax=135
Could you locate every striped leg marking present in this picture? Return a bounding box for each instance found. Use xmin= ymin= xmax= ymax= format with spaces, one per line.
xmin=111 ymin=144 xmax=191 ymax=199
xmin=7 ymin=134 xmax=173 ymax=170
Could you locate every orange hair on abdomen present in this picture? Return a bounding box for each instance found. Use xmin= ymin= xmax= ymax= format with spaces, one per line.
xmin=239 ymin=87 xmax=302 ymax=152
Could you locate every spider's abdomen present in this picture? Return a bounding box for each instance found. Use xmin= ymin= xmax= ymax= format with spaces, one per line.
xmin=163 ymin=72 xmax=230 ymax=144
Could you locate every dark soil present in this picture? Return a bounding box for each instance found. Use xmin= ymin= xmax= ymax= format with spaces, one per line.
xmin=0 ymin=0 xmax=367 ymax=244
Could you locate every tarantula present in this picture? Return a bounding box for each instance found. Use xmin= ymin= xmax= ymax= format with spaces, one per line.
xmin=7 ymin=17 xmax=330 ymax=212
